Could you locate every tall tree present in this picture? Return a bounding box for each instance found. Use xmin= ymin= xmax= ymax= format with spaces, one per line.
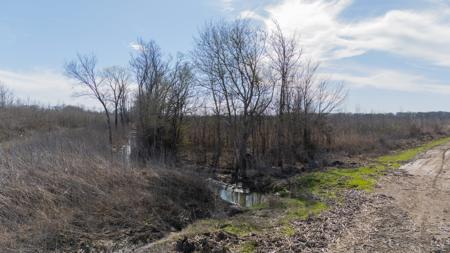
xmin=269 ymin=22 xmax=302 ymax=167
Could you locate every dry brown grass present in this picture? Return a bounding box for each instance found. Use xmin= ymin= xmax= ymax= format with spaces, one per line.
xmin=329 ymin=112 xmax=450 ymax=155
xmin=0 ymin=129 xmax=217 ymax=252
xmin=0 ymin=105 xmax=103 ymax=142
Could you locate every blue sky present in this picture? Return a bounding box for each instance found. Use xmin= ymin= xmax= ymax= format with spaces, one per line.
xmin=0 ymin=0 xmax=450 ymax=112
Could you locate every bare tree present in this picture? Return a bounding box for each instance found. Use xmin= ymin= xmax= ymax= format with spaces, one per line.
xmin=130 ymin=39 xmax=169 ymax=160
xmin=293 ymin=61 xmax=346 ymax=160
xmin=269 ymin=22 xmax=302 ymax=167
xmin=193 ymin=21 xmax=229 ymax=168
xmin=166 ymin=55 xmax=195 ymax=155
xmin=103 ymin=66 xmax=130 ymax=128
xmin=65 ymin=54 xmax=113 ymax=146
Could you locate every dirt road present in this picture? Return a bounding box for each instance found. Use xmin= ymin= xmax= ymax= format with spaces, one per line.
xmin=330 ymin=143 xmax=450 ymax=252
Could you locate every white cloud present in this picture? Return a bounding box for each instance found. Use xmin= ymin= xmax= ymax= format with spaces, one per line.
xmin=0 ymin=68 xmax=99 ymax=109
xmin=242 ymin=0 xmax=450 ymax=67
xmin=322 ymin=66 xmax=450 ymax=94
xmin=129 ymin=41 xmax=144 ymax=51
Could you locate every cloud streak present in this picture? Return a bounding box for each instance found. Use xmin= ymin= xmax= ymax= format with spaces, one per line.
xmin=324 ymin=67 xmax=450 ymax=94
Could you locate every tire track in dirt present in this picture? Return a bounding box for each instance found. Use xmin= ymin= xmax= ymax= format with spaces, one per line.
xmin=420 ymin=148 xmax=449 ymax=243
xmin=432 ymin=149 xmax=449 ymax=188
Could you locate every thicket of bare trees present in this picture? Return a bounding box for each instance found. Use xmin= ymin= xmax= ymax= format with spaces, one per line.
xmin=193 ymin=20 xmax=273 ymax=180
xmin=130 ymin=39 xmax=194 ymax=163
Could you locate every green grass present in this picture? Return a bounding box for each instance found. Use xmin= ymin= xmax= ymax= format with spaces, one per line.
xmin=283 ymin=198 xmax=328 ymax=220
xmin=240 ymin=241 xmax=257 ymax=253
xmin=378 ymin=136 xmax=450 ymax=167
xmin=295 ymin=166 xmax=380 ymax=199
xmin=248 ymin=202 xmax=269 ymax=210
xmin=282 ymin=224 xmax=296 ymax=237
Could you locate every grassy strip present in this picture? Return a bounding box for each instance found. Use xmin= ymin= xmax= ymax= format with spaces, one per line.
xmin=378 ymin=136 xmax=450 ymax=167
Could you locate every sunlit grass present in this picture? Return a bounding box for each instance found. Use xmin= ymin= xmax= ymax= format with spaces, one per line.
xmin=378 ymin=136 xmax=450 ymax=167
xmin=240 ymin=241 xmax=257 ymax=253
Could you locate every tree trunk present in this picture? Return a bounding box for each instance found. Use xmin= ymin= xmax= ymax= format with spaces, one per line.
xmin=105 ymin=110 xmax=113 ymax=147
xmin=235 ymin=128 xmax=250 ymax=182
xmin=114 ymin=104 xmax=118 ymax=129
xmin=277 ymin=113 xmax=284 ymax=167
xmin=212 ymin=114 xmax=222 ymax=168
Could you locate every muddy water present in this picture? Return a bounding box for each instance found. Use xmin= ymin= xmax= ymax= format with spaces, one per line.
xmin=208 ymin=179 xmax=267 ymax=208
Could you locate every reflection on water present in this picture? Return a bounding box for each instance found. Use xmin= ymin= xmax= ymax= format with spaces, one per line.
xmin=209 ymin=179 xmax=267 ymax=208
xmin=120 ymin=130 xmax=136 ymax=167
xmin=219 ymin=187 xmax=266 ymax=208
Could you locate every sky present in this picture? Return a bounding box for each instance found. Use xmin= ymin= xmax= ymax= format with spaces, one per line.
xmin=0 ymin=0 xmax=450 ymax=112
